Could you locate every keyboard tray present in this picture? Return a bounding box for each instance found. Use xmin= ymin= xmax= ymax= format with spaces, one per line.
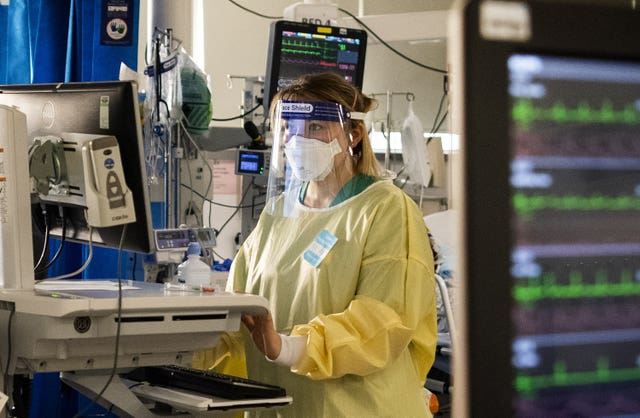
xmin=125 ymin=365 xmax=286 ymax=400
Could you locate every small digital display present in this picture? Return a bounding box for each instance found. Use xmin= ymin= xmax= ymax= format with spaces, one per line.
xmin=155 ymin=229 xmax=192 ymax=250
xmin=158 ymin=230 xmax=188 ymax=240
xmin=276 ymin=30 xmax=362 ymax=90
xmin=155 ymin=228 xmax=215 ymax=250
xmin=236 ymin=150 xmax=265 ymax=175
xmin=240 ymin=160 xmax=259 ymax=172
xmin=240 ymin=155 xmax=259 ymax=171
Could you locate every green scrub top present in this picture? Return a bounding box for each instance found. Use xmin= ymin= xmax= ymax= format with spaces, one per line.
xmin=299 ymin=174 xmax=377 ymax=206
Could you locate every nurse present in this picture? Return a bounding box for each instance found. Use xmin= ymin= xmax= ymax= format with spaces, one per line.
xmin=197 ymin=72 xmax=437 ymax=417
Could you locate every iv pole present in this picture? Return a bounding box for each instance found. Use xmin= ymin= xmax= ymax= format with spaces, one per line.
xmin=369 ymin=91 xmax=415 ymax=170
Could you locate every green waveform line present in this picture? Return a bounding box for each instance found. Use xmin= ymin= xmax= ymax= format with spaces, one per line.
xmin=515 ymin=358 xmax=640 ymax=394
xmin=282 ymin=39 xmax=340 ymax=57
xmin=281 ymin=47 xmax=338 ymax=62
xmin=512 ymin=98 xmax=640 ymax=127
xmin=513 ymin=270 xmax=640 ymax=302
xmin=281 ymin=48 xmax=321 ymax=56
xmin=282 ymin=39 xmax=323 ymax=50
xmin=513 ymin=192 xmax=640 ymax=215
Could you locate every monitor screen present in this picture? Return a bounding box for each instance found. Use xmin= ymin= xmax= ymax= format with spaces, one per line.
xmin=0 ymin=81 xmax=154 ymax=253
xmin=263 ymin=20 xmax=367 ymax=115
xmin=454 ymin=1 xmax=640 ymax=416
xmin=508 ymin=53 xmax=640 ymax=417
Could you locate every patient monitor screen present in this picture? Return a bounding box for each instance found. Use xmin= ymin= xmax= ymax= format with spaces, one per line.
xmin=508 ymin=54 xmax=640 ymax=415
xmin=263 ymin=20 xmax=367 ymax=114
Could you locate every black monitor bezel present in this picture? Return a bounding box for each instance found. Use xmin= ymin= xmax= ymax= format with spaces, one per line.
xmin=263 ymin=20 xmax=368 ymax=116
xmin=458 ymin=1 xmax=640 ymax=416
xmin=0 ymin=81 xmax=155 ymax=254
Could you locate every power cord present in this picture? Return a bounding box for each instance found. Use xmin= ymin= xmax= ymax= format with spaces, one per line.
xmin=33 ymin=204 xmax=50 ymax=272
xmin=226 ymin=0 xmax=282 ymax=19
xmin=180 ymin=182 xmax=265 ymax=210
xmin=37 ymin=227 xmax=94 ymax=282
xmin=2 ymin=309 xmax=15 ymax=407
xmin=211 ymin=102 xmax=262 ymax=122
xmin=338 ymin=7 xmax=447 ymax=74
xmin=224 ymin=0 xmax=448 ymax=73
xmin=36 ymin=207 xmax=68 ymax=275
xmin=216 ymin=178 xmax=254 ymax=236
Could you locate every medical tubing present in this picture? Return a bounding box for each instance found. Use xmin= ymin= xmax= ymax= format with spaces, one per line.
xmin=179 ymin=117 xmax=214 ymax=227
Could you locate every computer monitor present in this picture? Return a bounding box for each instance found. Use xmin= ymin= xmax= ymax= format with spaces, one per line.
xmin=0 ymin=81 xmax=154 ymax=253
xmin=263 ymin=20 xmax=367 ymax=115
xmin=452 ymin=1 xmax=640 ymax=416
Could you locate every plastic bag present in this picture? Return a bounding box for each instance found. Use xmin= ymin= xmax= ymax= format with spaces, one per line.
xmin=179 ymin=53 xmax=212 ymax=135
xmin=142 ymin=34 xmax=180 ymax=184
xmin=142 ymin=31 xmax=212 ymax=184
xmin=401 ymin=102 xmax=431 ymax=187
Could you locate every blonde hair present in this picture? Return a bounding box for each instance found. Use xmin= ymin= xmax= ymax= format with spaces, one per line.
xmin=272 ymin=72 xmax=382 ymax=177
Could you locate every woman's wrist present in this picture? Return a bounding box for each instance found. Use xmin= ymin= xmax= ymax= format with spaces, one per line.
xmin=266 ymin=334 xmax=306 ymax=367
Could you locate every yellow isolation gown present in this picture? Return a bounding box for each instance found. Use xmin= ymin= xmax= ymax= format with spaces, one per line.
xmin=194 ymin=180 xmax=437 ymax=418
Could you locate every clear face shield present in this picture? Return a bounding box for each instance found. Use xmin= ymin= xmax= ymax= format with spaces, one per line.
xmin=266 ymin=100 xmax=359 ymax=218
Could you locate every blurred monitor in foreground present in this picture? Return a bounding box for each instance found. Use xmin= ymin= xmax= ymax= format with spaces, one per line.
xmin=452 ymin=1 xmax=640 ymax=416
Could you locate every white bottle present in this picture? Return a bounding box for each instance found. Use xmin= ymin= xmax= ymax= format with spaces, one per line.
xmin=177 ymin=242 xmax=211 ymax=287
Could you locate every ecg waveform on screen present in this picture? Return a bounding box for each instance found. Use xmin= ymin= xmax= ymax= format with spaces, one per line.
xmin=512 ymin=98 xmax=640 ymax=128
xmin=508 ymin=54 xmax=640 ymax=418
xmin=513 ymin=271 xmax=640 ymax=302
xmin=280 ymin=56 xmax=340 ymax=69
xmin=516 ymin=359 xmax=640 ymax=393
xmin=512 ymin=192 xmax=640 ymax=215
xmin=281 ymin=39 xmax=339 ymax=61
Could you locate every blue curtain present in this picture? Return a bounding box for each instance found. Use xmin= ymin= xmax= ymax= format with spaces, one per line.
xmin=0 ymin=0 xmax=70 ymax=84
xmin=2 ymin=0 xmax=143 ymax=281
xmin=1 ymin=0 xmax=140 ymax=83
xmin=1 ymin=1 xmax=141 ymax=416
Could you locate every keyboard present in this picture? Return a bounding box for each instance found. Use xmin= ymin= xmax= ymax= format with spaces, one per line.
xmin=124 ymin=365 xmax=287 ymax=400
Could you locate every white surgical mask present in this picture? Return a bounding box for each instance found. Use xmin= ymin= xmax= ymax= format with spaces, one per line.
xmin=284 ymin=135 xmax=342 ymax=181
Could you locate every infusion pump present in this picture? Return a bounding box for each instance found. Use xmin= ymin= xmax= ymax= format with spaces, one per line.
xmin=153 ymin=227 xmax=217 ymax=264
xmin=155 ymin=227 xmax=216 ymax=251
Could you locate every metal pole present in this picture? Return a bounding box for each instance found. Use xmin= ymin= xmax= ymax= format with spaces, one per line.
xmin=385 ymin=91 xmax=392 ymax=170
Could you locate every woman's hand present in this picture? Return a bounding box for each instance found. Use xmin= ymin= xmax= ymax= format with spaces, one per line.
xmin=241 ymin=312 xmax=282 ymax=360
